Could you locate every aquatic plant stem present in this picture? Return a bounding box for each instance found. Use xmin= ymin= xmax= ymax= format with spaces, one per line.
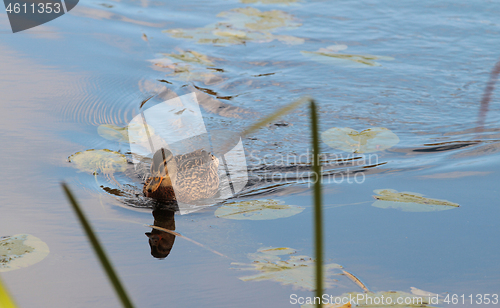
xmin=62 ymin=183 xmax=135 ymax=308
xmin=476 ymin=57 xmax=500 ymax=133
xmin=218 ymin=96 xmax=312 ymax=155
xmin=0 ymin=276 xmax=18 ymax=308
xmin=310 ymin=100 xmax=323 ymax=306
xmin=242 ymin=96 xmax=311 ymax=138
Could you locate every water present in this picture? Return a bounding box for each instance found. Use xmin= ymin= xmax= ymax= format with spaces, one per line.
xmin=1 ymin=0 xmax=499 ymax=307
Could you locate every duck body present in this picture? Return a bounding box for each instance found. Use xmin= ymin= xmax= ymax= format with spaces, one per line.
xmin=143 ymin=148 xmax=220 ymax=203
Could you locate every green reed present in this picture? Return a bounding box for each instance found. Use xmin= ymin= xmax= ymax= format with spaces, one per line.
xmin=309 ymin=100 xmax=324 ymax=307
xmin=0 ymin=275 xmax=18 ymax=308
xmin=62 ymin=183 xmax=135 ymax=308
xmin=241 ymin=97 xmax=325 ymax=306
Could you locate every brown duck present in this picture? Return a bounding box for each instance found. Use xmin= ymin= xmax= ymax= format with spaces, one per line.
xmin=143 ymin=148 xmax=220 ymax=203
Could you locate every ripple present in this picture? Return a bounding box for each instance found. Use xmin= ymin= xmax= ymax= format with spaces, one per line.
xmin=56 ymin=75 xmax=142 ymax=126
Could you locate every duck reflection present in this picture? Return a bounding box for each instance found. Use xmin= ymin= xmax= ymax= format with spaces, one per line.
xmin=146 ymin=208 xmax=176 ymax=259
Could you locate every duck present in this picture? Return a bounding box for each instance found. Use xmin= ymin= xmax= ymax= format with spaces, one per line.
xmin=143 ymin=147 xmax=220 ymax=203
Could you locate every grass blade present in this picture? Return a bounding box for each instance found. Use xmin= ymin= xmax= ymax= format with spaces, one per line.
xmin=310 ymin=100 xmax=324 ymax=307
xmin=0 ymin=276 xmax=18 ymax=308
xmin=61 ymin=183 xmax=135 ymax=308
xmin=241 ymin=96 xmax=312 ymax=138
xmin=476 ymin=57 xmax=500 ymax=133
xmin=139 ymin=95 xmax=155 ymax=109
xmin=342 ymin=270 xmax=369 ymax=292
xmin=218 ymin=96 xmax=312 ymax=155
xmin=147 ymin=225 xmax=233 ymax=260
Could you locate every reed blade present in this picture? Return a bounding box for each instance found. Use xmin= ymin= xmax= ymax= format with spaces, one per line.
xmin=241 ymin=96 xmax=312 ymax=138
xmin=61 ymin=183 xmax=135 ymax=308
xmin=342 ymin=270 xmax=369 ymax=292
xmin=147 ymin=225 xmax=232 ymax=260
xmin=476 ymin=57 xmax=500 ymax=133
xmin=0 ymin=276 xmax=18 ymax=308
xmin=310 ymin=100 xmax=324 ymax=307
xmin=218 ymin=96 xmax=312 ymax=165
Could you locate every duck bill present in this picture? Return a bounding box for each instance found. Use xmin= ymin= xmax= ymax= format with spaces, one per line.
xmin=146 ymin=177 xmax=163 ymax=193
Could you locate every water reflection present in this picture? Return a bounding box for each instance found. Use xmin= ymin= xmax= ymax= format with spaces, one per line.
xmin=146 ymin=208 xmax=177 ymax=259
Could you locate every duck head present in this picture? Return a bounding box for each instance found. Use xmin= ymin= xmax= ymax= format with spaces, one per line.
xmin=145 ymin=176 xmax=163 ymax=193
xmin=146 ymin=148 xmax=174 ymax=194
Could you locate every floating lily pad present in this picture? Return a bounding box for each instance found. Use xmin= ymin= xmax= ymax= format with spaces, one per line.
xmin=0 ymin=234 xmax=50 ymax=272
xmin=255 ymin=247 xmax=297 ymax=256
xmin=164 ymin=7 xmax=303 ymax=45
xmin=232 ymin=247 xmax=342 ymax=290
xmin=68 ymin=149 xmax=128 ymax=175
xmin=149 ymin=58 xmax=222 ymax=83
xmin=302 ymin=45 xmax=394 ymax=67
xmin=170 ymin=67 xmax=221 ymax=83
xmin=410 ymin=287 xmax=439 ymax=298
xmin=218 ymin=7 xmax=300 ymax=31
xmin=271 ymin=34 xmax=304 ymax=44
xmin=301 ymin=290 xmax=439 ymax=307
xmin=321 ymin=127 xmax=399 ymax=153
xmin=372 ymin=189 xmax=459 ymax=212
xmin=128 ymin=122 xmax=157 ymax=143
xmin=163 ymin=50 xmax=214 ymax=66
xmin=98 ymin=123 xmax=155 ymax=143
xmin=98 ymin=124 xmax=129 ymax=142
xmin=215 ymin=199 xmax=304 ymax=220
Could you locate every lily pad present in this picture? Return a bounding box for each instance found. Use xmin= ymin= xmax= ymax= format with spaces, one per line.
xmin=127 ymin=122 xmax=157 ymax=143
xmin=170 ymin=67 xmax=221 ymax=83
xmin=372 ymin=189 xmax=459 ymax=212
xmin=301 ymin=290 xmax=439 ymax=307
xmin=321 ymin=127 xmax=399 ymax=153
xmin=68 ymin=149 xmax=128 ymax=175
xmin=163 ymin=50 xmax=214 ymax=66
xmin=255 ymin=247 xmax=297 ymax=256
xmin=410 ymin=287 xmax=439 ymax=298
xmin=0 ymin=234 xmax=50 ymax=272
xmin=218 ymin=7 xmax=301 ymax=31
xmin=149 ymin=58 xmax=222 ymax=83
xmin=302 ymin=45 xmax=394 ymax=67
xmin=98 ymin=123 xmax=155 ymax=143
xmin=215 ymin=199 xmax=304 ymax=220
xmin=232 ymin=247 xmax=342 ymax=290
xmin=164 ymin=7 xmax=303 ymax=45
xmin=98 ymin=124 xmax=129 ymax=142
